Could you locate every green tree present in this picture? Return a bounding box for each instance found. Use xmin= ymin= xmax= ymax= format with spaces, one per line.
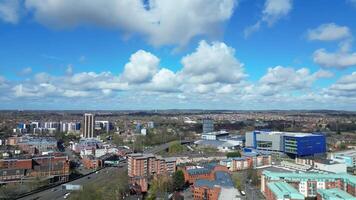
xmin=172 ymin=170 xmax=185 ymax=191
xmin=147 ymin=175 xmax=172 ymax=200
xmin=226 ymin=151 xmax=241 ymax=158
xmin=247 ymin=168 xmax=259 ymax=186
xmin=169 ymin=142 xmax=185 ymax=155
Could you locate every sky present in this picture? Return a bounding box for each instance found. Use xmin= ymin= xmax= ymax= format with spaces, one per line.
xmin=0 ymin=0 xmax=355 ymax=110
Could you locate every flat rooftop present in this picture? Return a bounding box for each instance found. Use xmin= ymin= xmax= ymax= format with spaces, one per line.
xmin=317 ymin=188 xmax=355 ymax=200
xmin=263 ymin=170 xmax=356 ymax=185
xmin=267 ymin=182 xmax=304 ymax=200
xmin=202 ymin=130 xmax=229 ymax=136
xmin=333 ymin=150 xmax=356 ymax=157
xmin=256 ymin=130 xmax=322 ymax=137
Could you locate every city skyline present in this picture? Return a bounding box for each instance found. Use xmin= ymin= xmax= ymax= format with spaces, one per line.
xmin=0 ymin=0 xmax=356 ymax=110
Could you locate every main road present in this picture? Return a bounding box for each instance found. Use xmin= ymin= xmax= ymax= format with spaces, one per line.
xmin=17 ymin=165 xmax=126 ymax=200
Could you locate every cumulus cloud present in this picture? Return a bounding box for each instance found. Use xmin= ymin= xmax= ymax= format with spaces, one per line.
xmin=262 ymin=0 xmax=293 ymax=25
xmin=0 ymin=0 xmax=20 ymax=24
xmin=147 ymin=68 xmax=179 ymax=92
xmin=24 ymin=0 xmax=237 ymax=46
xmin=307 ymin=23 xmax=351 ymax=41
xmin=244 ymin=0 xmax=292 ymax=37
xmin=325 ymin=72 xmax=356 ymax=97
xmin=313 ymin=48 xmax=356 ymax=69
xmin=249 ymin=66 xmax=333 ymax=97
xmin=181 ymin=40 xmax=245 ymax=85
xmin=121 ymin=50 xmax=159 ymax=84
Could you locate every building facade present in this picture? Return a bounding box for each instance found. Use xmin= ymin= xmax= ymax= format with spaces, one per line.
xmin=261 ymin=170 xmax=356 ymax=198
xmin=83 ymin=113 xmax=94 ymax=138
xmin=0 ymin=155 xmax=70 ymax=183
xmin=246 ymin=131 xmax=326 ymax=157
xmin=127 ymin=153 xmax=176 ymax=192
xmin=202 ymin=118 xmax=214 ymax=133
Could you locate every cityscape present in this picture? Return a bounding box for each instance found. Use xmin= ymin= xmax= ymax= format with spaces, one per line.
xmin=0 ymin=0 xmax=356 ymax=200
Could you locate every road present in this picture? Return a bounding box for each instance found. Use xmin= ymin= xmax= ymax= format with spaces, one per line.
xmin=18 ymin=166 xmax=126 ymax=200
xmin=144 ymin=140 xmax=192 ymax=154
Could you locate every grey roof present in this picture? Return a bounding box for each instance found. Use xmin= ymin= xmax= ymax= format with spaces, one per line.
xmin=194 ymin=140 xmax=236 ymax=148
xmin=194 ymin=171 xmax=234 ymax=189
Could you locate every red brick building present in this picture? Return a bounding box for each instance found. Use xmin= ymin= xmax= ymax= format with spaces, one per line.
xmin=183 ymin=164 xmax=239 ymax=200
xmin=82 ymin=155 xmax=103 ymax=169
xmin=0 ymin=155 xmax=69 ymax=183
xmin=127 ymin=153 xmax=176 ymax=193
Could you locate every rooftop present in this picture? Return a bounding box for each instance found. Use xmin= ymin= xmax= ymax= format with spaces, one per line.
xmin=333 ymin=150 xmax=356 ymax=157
xmin=267 ymin=182 xmax=304 ymax=200
xmin=255 ymin=130 xmax=323 ymax=137
xmin=263 ymin=170 xmax=356 ymax=185
xmin=202 ymin=130 xmax=229 ymax=136
xmin=317 ymin=188 xmax=355 ymax=200
xmin=194 ymin=171 xmax=234 ymax=188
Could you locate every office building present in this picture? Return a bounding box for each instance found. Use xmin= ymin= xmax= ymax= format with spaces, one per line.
xmin=329 ymin=150 xmax=356 ymax=168
xmin=261 ymin=170 xmax=356 ymax=198
xmin=202 ymin=118 xmax=214 ymax=133
xmin=201 ymin=130 xmax=229 ymax=140
xmin=83 ymin=113 xmax=94 ymax=138
xmin=245 ymin=130 xmax=326 ymax=157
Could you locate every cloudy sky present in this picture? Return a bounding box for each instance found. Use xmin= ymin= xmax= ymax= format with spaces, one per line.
xmin=0 ymin=0 xmax=355 ymax=110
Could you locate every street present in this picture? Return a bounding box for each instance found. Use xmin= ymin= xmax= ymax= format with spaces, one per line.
xmin=18 ymin=166 xmax=126 ymax=200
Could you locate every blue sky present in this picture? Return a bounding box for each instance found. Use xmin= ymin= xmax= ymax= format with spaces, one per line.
xmin=0 ymin=0 xmax=355 ymax=110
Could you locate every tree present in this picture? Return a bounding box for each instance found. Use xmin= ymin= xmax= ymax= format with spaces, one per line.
xmin=247 ymin=168 xmax=259 ymax=186
xmin=226 ymin=151 xmax=241 ymax=158
xmin=169 ymin=142 xmax=185 ymax=155
xmin=172 ymin=170 xmax=185 ymax=191
xmin=147 ymin=175 xmax=172 ymax=200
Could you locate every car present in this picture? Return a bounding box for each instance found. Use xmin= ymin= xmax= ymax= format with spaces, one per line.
xmin=51 ymin=188 xmax=57 ymax=192
xmin=87 ymin=176 xmax=91 ymax=179
xmin=63 ymin=193 xmax=70 ymax=199
xmin=95 ymin=171 xmax=99 ymax=174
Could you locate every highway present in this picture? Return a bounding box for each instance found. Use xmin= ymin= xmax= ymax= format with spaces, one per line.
xmin=18 ymin=166 xmax=126 ymax=200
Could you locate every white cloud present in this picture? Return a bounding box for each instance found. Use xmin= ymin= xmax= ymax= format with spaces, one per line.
xmin=0 ymin=0 xmax=20 ymax=24
xmin=147 ymin=68 xmax=179 ymax=92
xmin=121 ymin=50 xmax=159 ymax=84
xmin=181 ymin=40 xmax=245 ymax=85
xmin=325 ymin=72 xmax=356 ymax=97
xmin=244 ymin=0 xmax=292 ymax=37
xmin=307 ymin=23 xmax=351 ymax=41
xmin=24 ymin=0 xmax=237 ymax=46
xmin=250 ymin=66 xmax=332 ymax=97
xmin=262 ymin=0 xmax=292 ymax=25
xmin=260 ymin=66 xmax=313 ymax=88
xmin=313 ymin=48 xmax=356 ymax=69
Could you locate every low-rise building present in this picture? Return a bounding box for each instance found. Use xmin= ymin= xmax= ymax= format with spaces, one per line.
xmin=329 ymin=150 xmax=356 ymax=168
xmin=201 ymin=130 xmax=229 ymax=140
xmin=265 ymin=181 xmax=304 ymax=200
xmin=183 ymin=164 xmax=240 ymax=200
xmin=317 ymin=188 xmax=355 ymax=200
xmin=219 ymin=152 xmax=271 ymax=171
xmin=261 ymin=170 xmax=356 ymax=198
xmin=0 ymin=155 xmax=69 ymax=183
